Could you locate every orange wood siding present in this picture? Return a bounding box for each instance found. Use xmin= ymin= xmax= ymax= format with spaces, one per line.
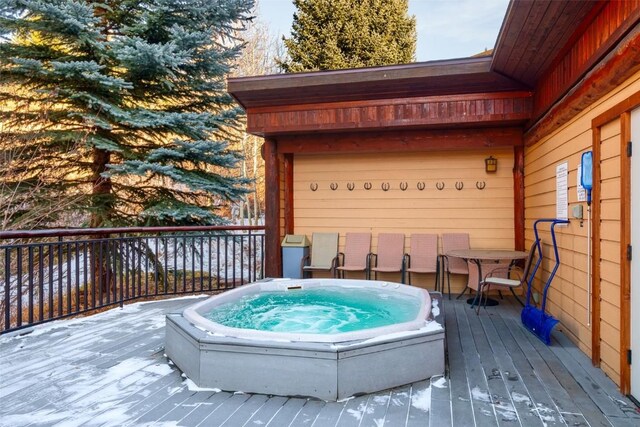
xmin=293 ymin=149 xmax=515 ymax=289
xmin=524 ymin=69 xmax=640 ymax=386
xmin=533 ymin=0 xmax=640 ymax=120
xmin=598 ymin=119 xmax=622 ymax=383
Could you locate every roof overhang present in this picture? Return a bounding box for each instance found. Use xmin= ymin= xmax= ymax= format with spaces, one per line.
xmin=491 ymin=0 xmax=600 ymax=86
xmin=228 ymin=56 xmax=529 ymax=110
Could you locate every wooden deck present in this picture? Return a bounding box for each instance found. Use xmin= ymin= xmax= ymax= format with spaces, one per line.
xmin=1 ymin=295 xmax=639 ymax=426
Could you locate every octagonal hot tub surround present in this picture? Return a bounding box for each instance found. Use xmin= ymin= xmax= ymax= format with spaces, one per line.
xmin=165 ymin=279 xmax=445 ymax=401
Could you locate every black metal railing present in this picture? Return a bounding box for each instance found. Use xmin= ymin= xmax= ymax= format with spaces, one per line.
xmin=0 ymin=225 xmax=265 ymax=334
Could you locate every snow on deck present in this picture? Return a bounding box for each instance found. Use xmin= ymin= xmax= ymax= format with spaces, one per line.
xmin=1 ymin=295 xmax=637 ymax=426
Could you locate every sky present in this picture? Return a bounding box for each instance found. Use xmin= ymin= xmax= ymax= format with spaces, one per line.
xmin=256 ymin=0 xmax=511 ymax=62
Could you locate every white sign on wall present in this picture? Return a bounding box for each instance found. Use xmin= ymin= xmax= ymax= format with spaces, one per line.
xmin=556 ymin=162 xmax=568 ymax=220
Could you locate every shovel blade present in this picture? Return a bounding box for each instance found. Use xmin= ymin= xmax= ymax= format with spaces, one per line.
xmin=521 ymin=306 xmax=559 ymax=345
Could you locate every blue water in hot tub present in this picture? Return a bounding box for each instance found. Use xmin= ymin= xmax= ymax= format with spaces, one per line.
xmin=204 ymin=286 xmax=421 ymax=334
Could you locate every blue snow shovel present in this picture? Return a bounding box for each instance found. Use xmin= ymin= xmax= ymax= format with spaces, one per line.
xmin=521 ymin=218 xmax=569 ymax=345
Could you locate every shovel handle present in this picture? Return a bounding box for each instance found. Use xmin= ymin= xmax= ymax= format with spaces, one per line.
xmin=532 ymin=219 xmax=570 ymax=312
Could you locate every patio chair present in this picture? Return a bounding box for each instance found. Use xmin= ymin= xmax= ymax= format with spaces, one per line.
xmin=466 ymin=260 xmax=511 ymax=302
xmin=335 ymin=232 xmax=372 ymax=279
xmin=370 ymin=233 xmax=405 ymax=281
xmin=476 ymin=240 xmax=540 ymax=314
xmin=404 ymin=234 xmax=439 ymax=288
xmin=441 ymin=233 xmax=469 ymax=299
xmin=301 ymin=232 xmax=339 ymax=278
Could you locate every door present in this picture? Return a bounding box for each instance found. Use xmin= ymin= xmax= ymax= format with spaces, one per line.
xmin=631 ymin=107 xmax=640 ymax=400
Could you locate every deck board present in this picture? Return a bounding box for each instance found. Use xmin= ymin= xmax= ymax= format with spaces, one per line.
xmin=1 ymin=294 xmax=638 ymax=427
xmin=174 ymin=392 xmax=233 ymax=426
xmin=289 ymin=399 xmax=326 ymax=426
xmin=489 ymin=315 xmax=566 ymax=427
xmin=466 ymin=304 xmax=520 ymax=426
xmin=453 ymin=300 xmax=499 ymax=426
xmin=264 ymin=397 xmax=307 ymax=426
xmin=220 ymin=393 xmax=270 ymax=426
xmin=311 ymin=399 xmax=347 ymax=427
xmin=333 ymin=394 xmax=369 ymax=427
xmin=243 ymin=395 xmax=288 ymax=426
xmin=358 ymin=390 xmax=392 ymax=426
xmin=383 ymin=384 xmax=412 ymax=426
xmin=445 ymin=300 xmax=476 ymax=427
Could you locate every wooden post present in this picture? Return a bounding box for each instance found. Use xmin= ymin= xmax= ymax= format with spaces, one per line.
xmin=263 ymin=138 xmax=281 ymax=277
xmin=283 ymin=154 xmax=294 ymax=235
xmin=591 ymin=126 xmax=601 ymax=367
xmin=619 ymin=112 xmax=631 ymax=394
xmin=513 ymin=144 xmax=525 ymax=251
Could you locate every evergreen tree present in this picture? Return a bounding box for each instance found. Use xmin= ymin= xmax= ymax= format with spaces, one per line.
xmin=0 ymin=0 xmax=255 ymax=228
xmin=281 ymin=0 xmax=416 ymax=72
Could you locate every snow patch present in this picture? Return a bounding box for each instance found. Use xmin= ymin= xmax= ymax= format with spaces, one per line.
xmin=346 ymin=408 xmax=363 ymax=421
xmin=471 ymin=386 xmax=491 ymax=402
xmin=432 ymin=376 xmax=447 ymax=389
xmin=0 ymin=294 xmax=208 ymax=344
xmin=511 ymin=392 xmax=532 ymax=405
xmin=535 ymin=404 xmax=557 ymax=425
xmin=143 ymin=363 xmax=174 ymax=376
xmin=411 ymin=386 xmax=431 ymax=412
xmin=183 ymin=378 xmax=221 ymax=392
xmin=431 ymin=298 xmax=440 ymax=317
xmin=373 ymin=395 xmax=389 ymax=405
xmin=391 ymin=397 xmax=404 ymax=407
xmin=352 ymin=320 xmax=443 ymax=346
xmin=471 ymin=386 xmax=518 ymax=421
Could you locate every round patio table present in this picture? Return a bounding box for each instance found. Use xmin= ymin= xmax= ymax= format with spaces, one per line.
xmin=446 ymin=249 xmax=529 ymax=307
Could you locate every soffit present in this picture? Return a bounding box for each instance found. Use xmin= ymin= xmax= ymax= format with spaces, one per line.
xmin=492 ymin=0 xmax=600 ymax=86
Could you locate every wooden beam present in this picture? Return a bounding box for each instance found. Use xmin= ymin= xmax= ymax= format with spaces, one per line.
xmin=283 ymin=153 xmax=294 ymax=235
xmin=525 ymin=26 xmax=640 ymax=146
xmin=263 ymin=138 xmax=281 ymax=278
xmin=513 ymin=145 xmax=525 ymax=251
xmin=277 ymin=127 xmax=524 ymax=155
xmin=248 ymin=91 xmax=534 ymax=114
xmin=593 ymin=91 xmax=640 ymax=128
xmin=591 ymin=126 xmax=601 ymax=367
xmin=619 ymin=112 xmax=631 ymax=395
xmin=249 ymin=92 xmax=532 ymax=136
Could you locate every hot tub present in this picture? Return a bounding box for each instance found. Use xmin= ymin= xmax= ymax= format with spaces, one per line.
xmin=165 ymin=279 xmax=445 ymax=401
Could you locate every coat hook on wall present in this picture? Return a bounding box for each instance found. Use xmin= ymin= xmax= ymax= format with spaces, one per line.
xmin=310 ymin=183 xmax=318 ymax=191
xmin=417 ymin=181 xmax=425 ymax=191
xmin=330 ymin=182 xmax=338 ymax=191
xmin=364 ymin=182 xmax=372 ymax=190
xmin=476 ymin=181 xmax=486 ymax=190
xmin=347 ymin=182 xmax=355 ymax=191
xmin=436 ymin=182 xmax=445 ymax=190
xmin=400 ymin=182 xmax=408 ymax=191
xmin=455 ymin=181 xmax=464 ymax=191
xmin=381 ymin=182 xmax=390 ymax=191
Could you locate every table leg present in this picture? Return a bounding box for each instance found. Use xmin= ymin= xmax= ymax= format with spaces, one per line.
xmin=467 ymin=259 xmax=482 ymax=308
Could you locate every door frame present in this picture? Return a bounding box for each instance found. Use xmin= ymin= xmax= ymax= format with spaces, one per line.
xmin=591 ymin=91 xmax=640 ymax=395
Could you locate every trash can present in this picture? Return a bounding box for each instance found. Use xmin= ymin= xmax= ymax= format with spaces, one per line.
xmin=281 ymin=234 xmax=310 ymax=279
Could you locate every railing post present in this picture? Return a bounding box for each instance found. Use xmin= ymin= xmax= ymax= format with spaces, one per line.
xmin=4 ymin=248 xmax=10 ymax=332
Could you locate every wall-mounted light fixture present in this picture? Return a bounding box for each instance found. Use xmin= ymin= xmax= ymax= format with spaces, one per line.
xmin=485 ymin=156 xmax=498 ymax=173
